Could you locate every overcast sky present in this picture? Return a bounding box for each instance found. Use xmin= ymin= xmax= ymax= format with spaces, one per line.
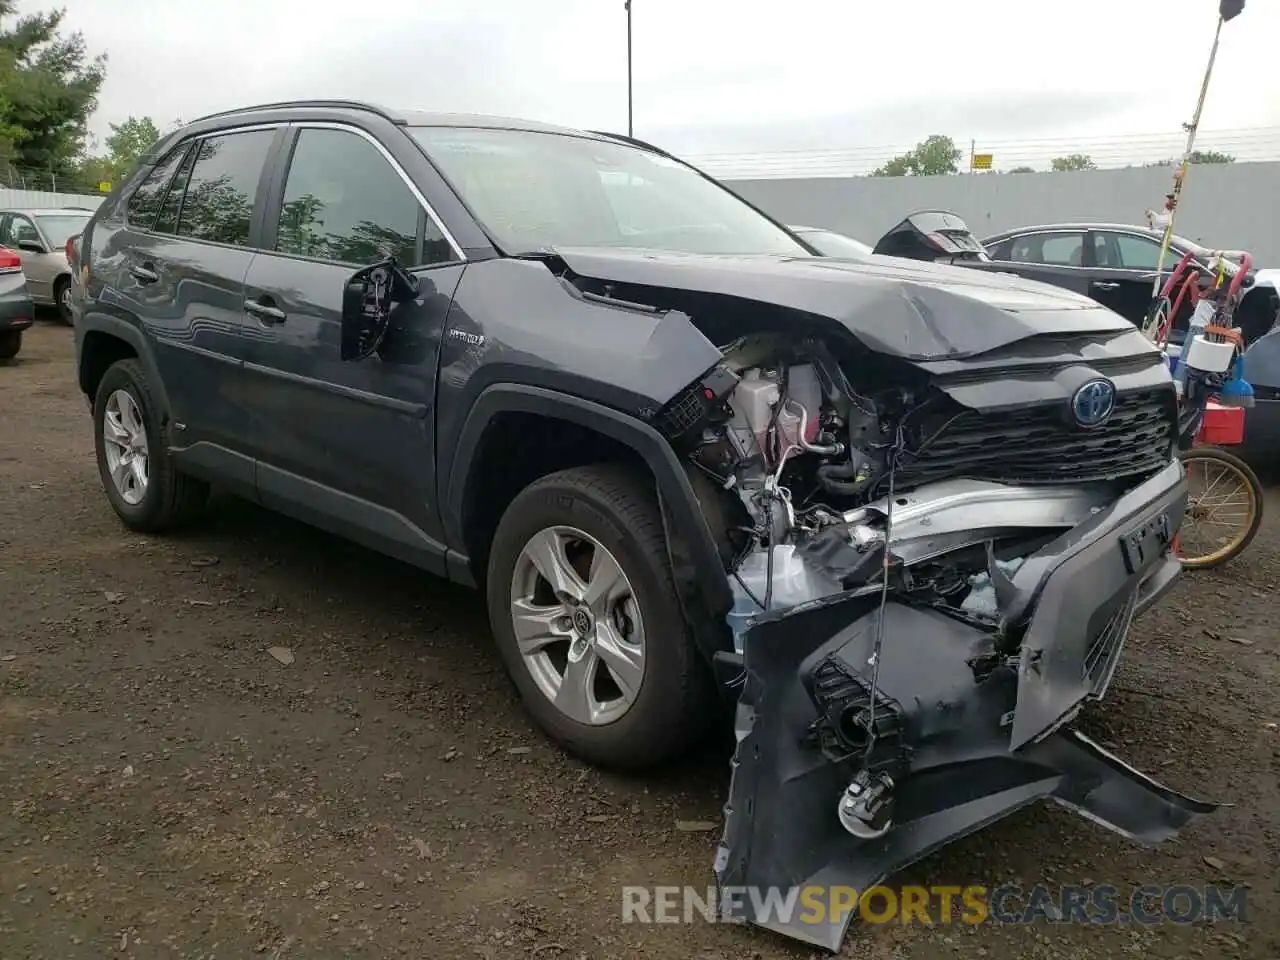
xmin=18 ymin=0 xmax=1280 ymax=172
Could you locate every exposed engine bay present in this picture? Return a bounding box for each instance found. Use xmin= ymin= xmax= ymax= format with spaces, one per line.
xmin=651 ymin=329 xmax=1221 ymax=953
xmin=662 ymin=331 xmax=1161 ymax=648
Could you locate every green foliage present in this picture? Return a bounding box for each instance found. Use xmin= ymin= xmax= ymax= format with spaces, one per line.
xmin=1007 ymin=165 xmax=1036 ymax=174
xmin=1050 ymin=154 xmax=1096 ymax=172
xmin=0 ymin=0 xmax=106 ymax=184
xmin=872 ymin=134 xmax=962 ymax=177
xmin=1187 ymin=149 xmax=1235 ymax=164
xmin=78 ymin=115 xmax=161 ymax=187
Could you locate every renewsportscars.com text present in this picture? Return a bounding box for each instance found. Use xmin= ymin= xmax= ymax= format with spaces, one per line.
xmin=622 ymin=883 xmax=1250 ymax=927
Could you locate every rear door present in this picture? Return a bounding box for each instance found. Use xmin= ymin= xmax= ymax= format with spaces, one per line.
xmin=240 ymin=122 xmax=465 ymax=571
xmin=110 ymin=125 xmax=284 ymax=491
xmin=984 ymin=229 xmax=1091 ymax=295
xmin=1084 ymin=229 xmax=1201 ymax=331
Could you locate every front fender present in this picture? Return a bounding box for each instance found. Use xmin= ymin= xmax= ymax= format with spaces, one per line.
xmin=443 ymin=383 xmax=734 ymax=661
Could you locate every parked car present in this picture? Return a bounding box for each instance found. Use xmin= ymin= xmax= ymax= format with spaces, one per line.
xmin=0 ymin=245 xmax=34 ymax=360
xmin=787 ymin=224 xmax=873 ymax=257
xmin=71 ymin=100 xmax=1212 ymax=952
xmin=0 ymin=207 xmax=94 ymax=324
xmin=980 ymin=221 xmax=1279 ymax=345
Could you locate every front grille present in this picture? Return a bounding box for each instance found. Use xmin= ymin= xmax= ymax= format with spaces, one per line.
xmin=897 ymin=389 xmax=1174 ymax=488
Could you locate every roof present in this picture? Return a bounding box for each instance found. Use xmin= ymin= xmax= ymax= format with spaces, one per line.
xmin=0 ymin=207 xmax=95 ymax=216
xmin=188 ymin=99 xmax=609 ymax=139
xmin=983 ymin=221 xmax=1173 ymax=241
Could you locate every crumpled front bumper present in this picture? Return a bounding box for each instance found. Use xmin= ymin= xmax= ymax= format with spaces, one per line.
xmin=716 ymin=459 xmax=1221 ymax=952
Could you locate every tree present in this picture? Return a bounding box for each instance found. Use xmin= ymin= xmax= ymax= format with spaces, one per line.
xmin=0 ymin=1 xmax=106 ymax=183
xmin=1007 ymin=165 xmax=1036 ymax=174
xmin=1187 ymin=149 xmax=1234 ymax=164
xmin=872 ymin=134 xmax=962 ymax=177
xmin=1145 ymin=149 xmax=1235 ymax=167
xmin=104 ymin=116 xmax=160 ymax=170
xmin=1050 ymin=154 xmax=1096 ymax=172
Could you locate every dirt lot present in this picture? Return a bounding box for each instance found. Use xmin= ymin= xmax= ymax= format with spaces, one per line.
xmin=0 ymin=320 xmax=1276 ymax=959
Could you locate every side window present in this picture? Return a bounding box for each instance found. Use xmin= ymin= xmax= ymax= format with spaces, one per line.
xmin=10 ymin=216 xmax=40 ymax=247
xmin=986 ymin=238 xmax=1013 ymax=261
xmin=1110 ymin=233 xmax=1172 ymax=271
xmin=125 ymin=145 xmax=191 ymax=230
xmin=175 ymin=129 xmax=276 ymax=246
xmin=274 ymin=127 xmax=450 ymax=267
xmin=1010 ymin=232 xmax=1085 ymax=266
xmin=154 ymin=146 xmax=197 ymax=235
xmin=0 ymin=216 xmax=12 ymax=246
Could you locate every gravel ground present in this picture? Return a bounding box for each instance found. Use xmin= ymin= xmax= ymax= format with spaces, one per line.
xmin=1 ymin=320 xmax=1276 ymax=959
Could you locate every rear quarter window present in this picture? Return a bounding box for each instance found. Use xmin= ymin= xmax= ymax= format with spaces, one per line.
xmin=125 ymin=144 xmax=192 ymax=230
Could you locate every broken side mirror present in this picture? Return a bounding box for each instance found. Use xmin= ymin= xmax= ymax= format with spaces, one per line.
xmin=340 ymin=257 xmax=421 ymax=361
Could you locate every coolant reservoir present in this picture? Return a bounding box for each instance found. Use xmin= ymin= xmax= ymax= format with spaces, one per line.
xmin=728 ymin=366 xmax=821 ymax=456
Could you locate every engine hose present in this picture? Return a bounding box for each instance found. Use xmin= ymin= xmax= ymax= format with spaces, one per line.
xmin=816 ymin=461 xmax=870 ymax=496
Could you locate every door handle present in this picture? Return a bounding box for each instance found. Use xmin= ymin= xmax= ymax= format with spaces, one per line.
xmin=130 ymin=264 xmax=159 ymax=284
xmin=244 ymin=299 xmax=286 ymax=323
xmin=1091 ymin=281 xmax=1120 ymax=291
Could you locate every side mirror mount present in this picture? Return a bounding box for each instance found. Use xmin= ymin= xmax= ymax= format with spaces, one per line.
xmin=340 ymin=257 xmax=420 ymax=361
xmin=16 ymin=240 xmax=45 ymax=255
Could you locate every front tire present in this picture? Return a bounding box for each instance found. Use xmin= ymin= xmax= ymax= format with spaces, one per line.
xmin=486 ymin=464 xmax=713 ymax=770
xmin=0 ymin=330 xmax=20 ymax=360
xmin=93 ymin=358 xmax=209 ymax=532
xmin=54 ymin=276 xmax=73 ymax=325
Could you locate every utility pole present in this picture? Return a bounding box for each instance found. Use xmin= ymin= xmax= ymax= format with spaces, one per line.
xmin=625 ymin=0 xmax=633 ymax=137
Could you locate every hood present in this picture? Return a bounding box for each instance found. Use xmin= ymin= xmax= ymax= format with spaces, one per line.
xmin=549 ymin=247 xmax=1134 ymax=362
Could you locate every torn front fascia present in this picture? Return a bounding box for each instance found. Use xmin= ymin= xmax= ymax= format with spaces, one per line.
xmin=715 ymin=459 xmax=1217 ymax=953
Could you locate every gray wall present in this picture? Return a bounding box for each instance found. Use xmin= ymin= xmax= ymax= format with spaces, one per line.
xmin=725 ymin=161 xmax=1280 ymax=266
xmin=0 ymin=188 xmax=104 ymax=211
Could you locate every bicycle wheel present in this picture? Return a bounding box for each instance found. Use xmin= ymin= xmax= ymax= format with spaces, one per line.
xmin=1174 ymin=447 xmax=1265 ymax=569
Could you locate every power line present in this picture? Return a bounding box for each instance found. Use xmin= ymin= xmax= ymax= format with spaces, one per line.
xmin=681 ymin=125 xmax=1280 ymax=178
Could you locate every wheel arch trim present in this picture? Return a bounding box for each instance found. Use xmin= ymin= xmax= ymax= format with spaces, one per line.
xmin=444 ymin=383 xmax=734 ymax=659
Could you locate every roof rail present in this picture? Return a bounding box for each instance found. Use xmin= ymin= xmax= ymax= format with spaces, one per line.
xmin=188 ymin=99 xmax=406 ymax=126
xmin=587 ymin=130 xmax=672 ymax=157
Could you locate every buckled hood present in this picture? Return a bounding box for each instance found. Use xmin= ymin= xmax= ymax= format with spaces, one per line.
xmin=549 ymin=247 xmax=1139 ymax=362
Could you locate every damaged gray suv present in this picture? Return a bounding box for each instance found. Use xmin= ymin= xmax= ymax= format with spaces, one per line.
xmin=70 ymin=100 xmax=1216 ymax=952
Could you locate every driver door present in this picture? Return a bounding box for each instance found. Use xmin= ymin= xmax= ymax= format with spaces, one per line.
xmin=240 ymin=122 xmax=465 ymax=573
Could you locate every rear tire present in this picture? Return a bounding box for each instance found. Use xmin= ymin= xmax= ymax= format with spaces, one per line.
xmin=93 ymin=358 xmax=209 ymax=532
xmin=485 ymin=463 xmax=714 ymax=770
xmin=0 ymin=330 xmax=20 ymax=360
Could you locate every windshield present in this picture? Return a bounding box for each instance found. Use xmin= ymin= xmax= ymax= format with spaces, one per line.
xmin=797 ymin=229 xmax=872 ymax=258
xmin=409 ymin=127 xmax=808 ymax=257
xmin=34 ymin=214 xmax=91 ymax=249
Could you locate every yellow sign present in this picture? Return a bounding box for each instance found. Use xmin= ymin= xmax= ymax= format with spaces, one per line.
xmin=98 ymin=181 xmax=112 ymax=193
xmin=972 ymin=154 xmax=993 ymax=170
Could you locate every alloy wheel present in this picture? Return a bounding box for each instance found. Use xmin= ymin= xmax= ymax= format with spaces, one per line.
xmin=509 ymin=525 xmax=646 ymax=726
xmin=101 ymin=389 xmax=150 ymax=505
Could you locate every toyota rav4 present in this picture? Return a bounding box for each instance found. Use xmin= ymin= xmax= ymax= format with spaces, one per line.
xmin=70 ymin=100 xmax=1217 ymax=951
